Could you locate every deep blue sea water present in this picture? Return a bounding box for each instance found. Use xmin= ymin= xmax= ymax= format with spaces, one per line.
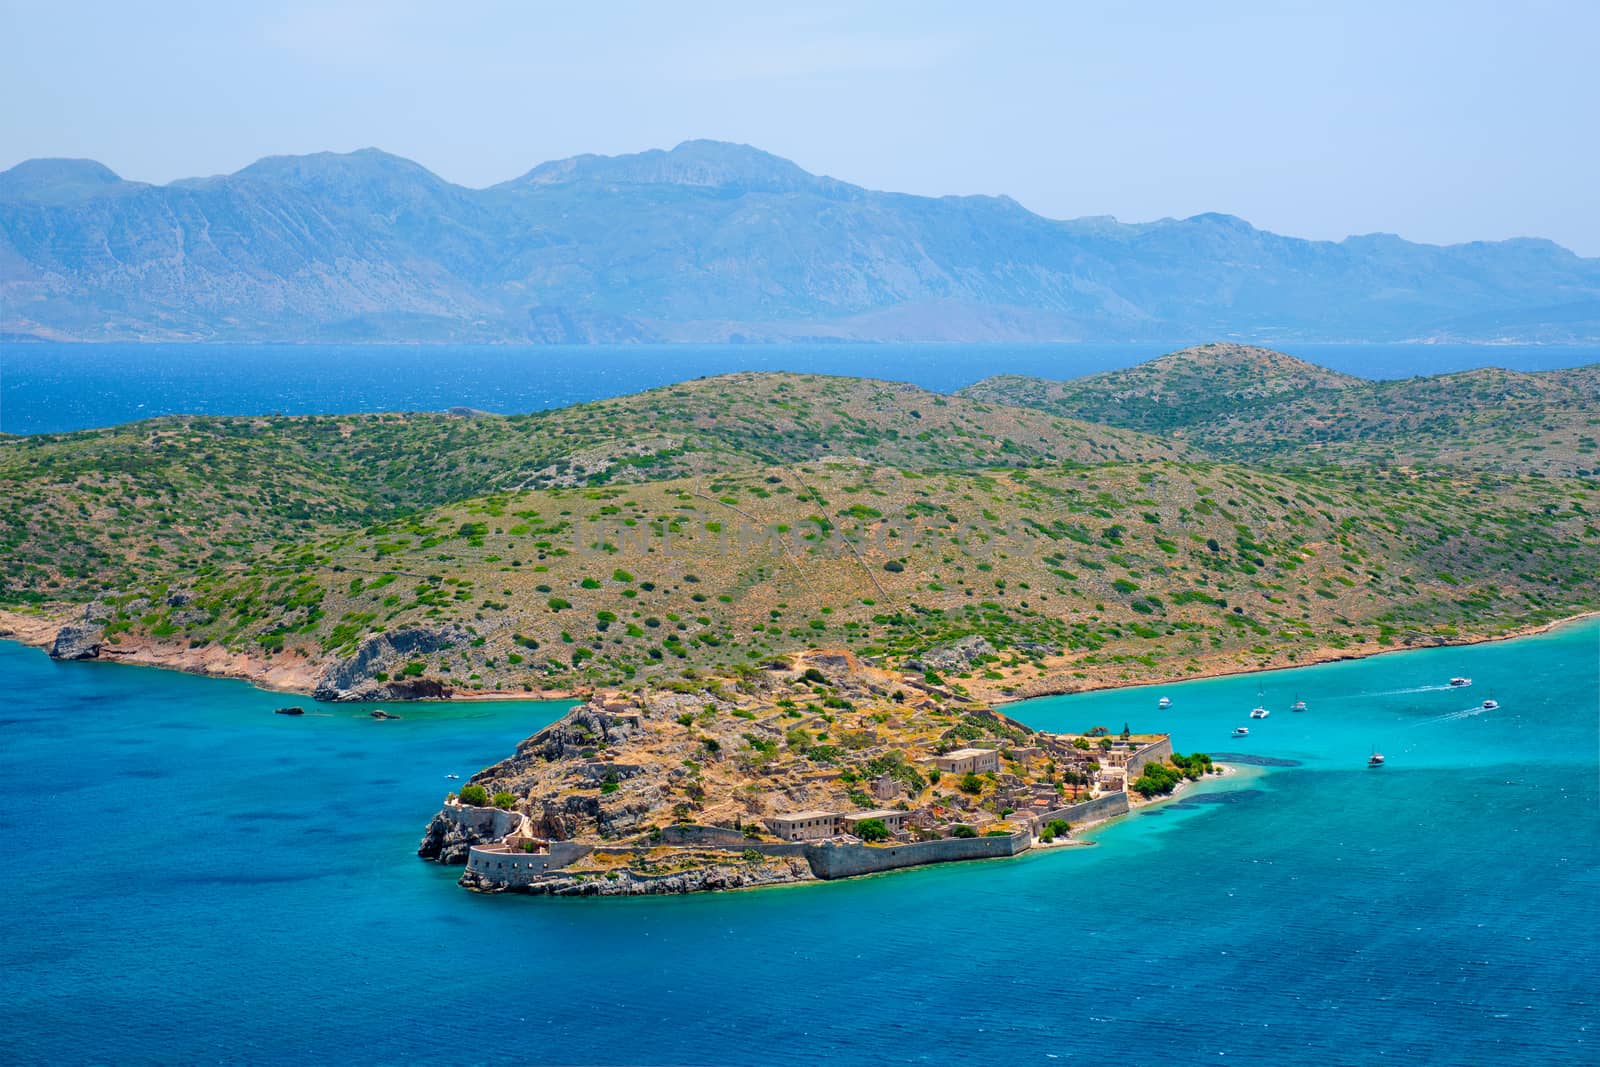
xmin=1 ymin=622 xmax=1596 ymax=1064
xmin=4 ymin=341 xmax=1599 ymax=435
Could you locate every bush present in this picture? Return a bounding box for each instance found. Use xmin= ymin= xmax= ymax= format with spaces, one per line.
xmin=1044 ymin=818 xmax=1071 ymax=838
xmin=492 ymin=791 xmax=516 ymax=810
xmin=958 ymin=771 xmax=983 ymax=795
xmin=802 ymin=667 xmax=827 ymax=684
xmin=950 ymin=824 xmax=978 ymax=838
xmin=883 ymin=559 xmax=905 ymax=573
xmin=854 ymin=818 xmax=890 ymax=842
xmin=1132 ymin=762 xmax=1183 ymax=798
xmin=458 ymin=784 xmax=489 ymax=806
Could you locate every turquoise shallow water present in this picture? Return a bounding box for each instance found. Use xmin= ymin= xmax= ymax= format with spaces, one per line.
xmin=1 ymin=622 xmax=1597 ymax=1065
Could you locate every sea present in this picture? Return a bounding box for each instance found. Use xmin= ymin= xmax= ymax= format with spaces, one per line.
xmin=1 ymin=620 xmax=1596 ymax=1064
xmin=3 ymin=341 xmax=1600 ymax=435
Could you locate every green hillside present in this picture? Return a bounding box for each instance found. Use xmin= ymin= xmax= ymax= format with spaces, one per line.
xmin=4 ymin=354 xmax=1597 ymax=699
xmin=960 ymin=344 xmax=1600 ymax=476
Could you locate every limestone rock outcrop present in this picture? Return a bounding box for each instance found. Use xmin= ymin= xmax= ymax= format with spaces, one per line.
xmin=313 ymin=625 xmax=469 ymax=701
xmin=909 ymin=635 xmax=996 ymax=673
xmin=417 ymin=804 xmax=524 ymax=864
xmin=49 ymin=608 xmax=107 ymax=661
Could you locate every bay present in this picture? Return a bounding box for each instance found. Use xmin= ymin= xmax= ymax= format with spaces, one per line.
xmin=0 ymin=620 xmax=1596 ymax=1064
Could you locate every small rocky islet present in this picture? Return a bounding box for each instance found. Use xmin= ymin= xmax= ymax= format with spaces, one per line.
xmin=417 ymin=649 xmax=1208 ymax=896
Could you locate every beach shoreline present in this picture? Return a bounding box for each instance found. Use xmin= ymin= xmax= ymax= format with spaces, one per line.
xmin=2 ymin=605 xmax=1594 ymax=709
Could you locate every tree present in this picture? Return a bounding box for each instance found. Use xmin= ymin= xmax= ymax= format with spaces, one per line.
xmin=958 ymin=771 xmax=983 ymax=795
xmin=854 ymin=818 xmax=890 ymax=842
xmin=1044 ymin=818 xmax=1071 ymax=839
xmin=457 ymin=784 xmax=489 ymax=806
xmin=950 ymin=824 xmax=978 ymax=838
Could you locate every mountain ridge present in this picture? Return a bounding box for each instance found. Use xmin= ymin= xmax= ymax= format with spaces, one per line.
xmin=4 ymin=140 xmax=1599 ymax=343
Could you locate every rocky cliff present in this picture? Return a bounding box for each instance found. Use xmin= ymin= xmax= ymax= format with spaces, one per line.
xmin=314 ymin=625 xmax=468 ymax=701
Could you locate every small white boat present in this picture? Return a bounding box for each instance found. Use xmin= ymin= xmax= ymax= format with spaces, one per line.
xmin=1368 ymin=751 xmax=1385 ymax=767
xmin=445 ymin=773 xmax=460 ymax=780
xmin=1231 ymin=726 xmax=1250 ymax=738
xmin=1291 ymin=696 xmax=1307 ymax=713
xmin=1449 ymin=677 xmax=1472 ymax=688
xmin=1158 ymin=696 xmax=1172 ymax=709
xmin=1482 ymin=695 xmax=1499 ymax=711
xmin=1250 ymin=706 xmax=1270 ymax=719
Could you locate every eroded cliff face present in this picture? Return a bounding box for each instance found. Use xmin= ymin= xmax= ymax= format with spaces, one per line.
xmin=315 ymin=625 xmax=468 ymax=701
xmin=46 ymin=603 xmax=112 ymax=660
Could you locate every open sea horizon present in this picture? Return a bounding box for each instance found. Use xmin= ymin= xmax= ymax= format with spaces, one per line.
xmin=1 ymin=619 xmax=1596 ymax=1064
xmin=4 ymin=341 xmax=1600 ymax=435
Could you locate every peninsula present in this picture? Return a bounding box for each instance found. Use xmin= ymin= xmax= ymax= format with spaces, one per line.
xmin=417 ymin=649 xmax=1206 ymax=894
xmin=4 ymin=345 xmax=1597 ymax=708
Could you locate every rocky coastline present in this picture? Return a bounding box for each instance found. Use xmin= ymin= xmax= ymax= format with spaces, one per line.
xmin=6 ymin=604 xmax=1593 ymax=711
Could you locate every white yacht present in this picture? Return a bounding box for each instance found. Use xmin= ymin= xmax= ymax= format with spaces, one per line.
xmin=1449 ymin=677 xmax=1472 ymax=688
xmin=1231 ymin=726 xmax=1250 ymax=738
xmin=1250 ymin=688 xmax=1269 ymax=718
xmin=1291 ymin=695 xmax=1307 ymax=713
xmin=1158 ymin=696 xmax=1172 ymax=709
xmin=1368 ymin=750 xmax=1385 ymax=767
xmin=1482 ymin=694 xmax=1500 ymax=711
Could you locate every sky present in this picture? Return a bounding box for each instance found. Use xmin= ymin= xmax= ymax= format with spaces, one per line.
xmin=4 ymin=0 xmax=1597 ymax=255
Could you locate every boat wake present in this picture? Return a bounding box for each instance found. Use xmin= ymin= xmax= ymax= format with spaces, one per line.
xmin=1372 ymin=684 xmax=1457 ymax=697
xmin=1409 ymin=705 xmax=1494 ymax=727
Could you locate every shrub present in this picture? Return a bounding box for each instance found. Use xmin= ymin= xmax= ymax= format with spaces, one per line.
xmin=802 ymin=667 xmax=828 ymax=684
xmin=1044 ymin=818 xmax=1071 ymax=838
xmin=458 ymin=784 xmax=489 ymax=806
xmin=492 ymin=791 xmax=516 ymax=810
xmin=883 ymin=559 xmax=905 ymax=573
xmin=950 ymin=824 xmax=978 ymax=838
xmin=854 ymin=818 xmax=890 ymax=842
xmin=958 ymin=771 xmax=983 ymax=795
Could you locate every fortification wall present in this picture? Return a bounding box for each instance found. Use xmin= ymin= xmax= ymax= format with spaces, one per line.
xmin=659 ymin=824 xmax=749 ymax=846
xmin=802 ymin=832 xmax=1030 ymax=880
xmin=1126 ymin=738 xmax=1173 ymax=779
xmin=464 ymin=841 xmax=593 ymax=887
xmin=1037 ymin=791 xmax=1129 ymax=828
xmin=417 ymin=802 xmax=526 ymax=864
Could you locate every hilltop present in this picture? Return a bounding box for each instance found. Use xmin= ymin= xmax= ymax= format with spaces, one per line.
xmin=4 ymin=353 xmax=1598 ymax=701
xmin=5 ymin=142 xmax=1600 ymax=343
xmin=962 ymin=344 xmax=1600 ymax=476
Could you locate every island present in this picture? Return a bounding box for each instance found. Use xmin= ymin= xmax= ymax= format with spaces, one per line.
xmin=417 ymin=650 xmax=1212 ymax=895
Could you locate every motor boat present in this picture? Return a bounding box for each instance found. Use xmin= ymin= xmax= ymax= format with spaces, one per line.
xmin=445 ymin=773 xmax=461 ymax=780
xmin=1250 ymin=705 xmax=1270 ymax=719
xmin=1449 ymin=677 xmax=1472 ymax=688
xmin=1482 ymin=694 xmax=1500 ymax=711
xmin=1231 ymin=726 xmax=1250 ymax=738
xmin=1368 ymin=750 xmax=1385 ymax=767
xmin=1158 ymin=696 xmax=1172 ymax=709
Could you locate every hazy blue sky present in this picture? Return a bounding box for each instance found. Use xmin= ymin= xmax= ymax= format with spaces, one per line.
xmin=4 ymin=1 xmax=1596 ymax=254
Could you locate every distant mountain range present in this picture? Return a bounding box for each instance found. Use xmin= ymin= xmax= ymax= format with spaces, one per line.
xmin=4 ymin=140 xmax=1599 ymax=344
